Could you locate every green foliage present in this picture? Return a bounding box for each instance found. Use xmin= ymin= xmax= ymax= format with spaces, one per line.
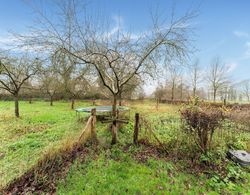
xmin=207 ymin=163 xmax=248 ymax=193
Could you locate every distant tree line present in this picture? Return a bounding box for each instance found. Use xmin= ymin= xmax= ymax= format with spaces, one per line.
xmin=154 ymin=56 xmax=250 ymax=103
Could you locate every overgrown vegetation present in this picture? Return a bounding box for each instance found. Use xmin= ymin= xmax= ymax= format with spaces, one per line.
xmin=0 ymin=100 xmax=249 ymax=194
xmin=181 ymin=104 xmax=224 ymax=153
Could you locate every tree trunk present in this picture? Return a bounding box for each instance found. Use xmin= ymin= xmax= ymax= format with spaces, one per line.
xmin=171 ymin=83 xmax=175 ymax=102
xmin=223 ymin=98 xmax=227 ymax=106
xmin=111 ymin=94 xmax=118 ymax=144
xmin=156 ymin=98 xmax=159 ymax=110
xmin=180 ymin=84 xmax=183 ymax=100
xmin=118 ymin=91 xmax=122 ymax=106
xmin=112 ymin=95 xmax=117 ymax=118
xmin=71 ymin=98 xmax=75 ymax=110
xmin=14 ymin=95 xmax=19 ymax=118
xmin=213 ymin=89 xmax=217 ymax=102
xmin=50 ymin=96 xmax=53 ymax=106
xmin=193 ymin=87 xmax=196 ymax=97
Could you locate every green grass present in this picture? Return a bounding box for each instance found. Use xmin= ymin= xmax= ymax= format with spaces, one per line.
xmin=56 ymin=101 xmax=250 ymax=194
xmin=0 ymin=100 xmax=91 ymax=187
xmin=1 ymin=100 xmax=250 ymax=194
xmin=57 ymin=149 xmax=210 ymax=194
xmin=57 ymin=145 xmax=250 ymax=194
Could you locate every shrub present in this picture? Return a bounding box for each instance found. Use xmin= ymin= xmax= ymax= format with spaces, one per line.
xmin=181 ymin=106 xmax=224 ymax=153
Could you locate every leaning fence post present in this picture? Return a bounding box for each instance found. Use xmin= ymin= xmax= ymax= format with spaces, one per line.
xmin=134 ymin=113 xmax=139 ymax=145
xmin=91 ymin=108 xmax=97 ymax=140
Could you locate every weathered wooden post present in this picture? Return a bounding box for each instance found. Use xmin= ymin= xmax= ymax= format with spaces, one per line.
xmin=111 ymin=120 xmax=117 ymax=144
xmin=91 ymin=108 xmax=97 ymax=139
xmin=134 ymin=113 xmax=139 ymax=145
xmin=223 ymin=98 xmax=227 ymax=106
xmin=156 ymin=98 xmax=159 ymax=111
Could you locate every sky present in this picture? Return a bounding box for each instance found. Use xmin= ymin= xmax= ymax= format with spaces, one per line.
xmin=0 ymin=0 xmax=250 ymax=94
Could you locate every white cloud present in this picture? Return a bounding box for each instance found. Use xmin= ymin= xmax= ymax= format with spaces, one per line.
xmin=233 ymin=30 xmax=249 ymax=38
xmin=102 ymin=15 xmax=146 ymax=41
xmin=226 ymin=62 xmax=238 ymax=73
xmin=102 ymin=15 xmax=124 ymax=39
xmin=0 ymin=34 xmax=17 ymax=49
xmin=0 ymin=33 xmax=45 ymax=55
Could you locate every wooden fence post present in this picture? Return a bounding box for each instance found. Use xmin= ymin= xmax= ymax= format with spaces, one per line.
xmin=91 ymin=108 xmax=97 ymax=140
xmin=134 ymin=113 xmax=139 ymax=145
xmin=111 ymin=120 xmax=117 ymax=145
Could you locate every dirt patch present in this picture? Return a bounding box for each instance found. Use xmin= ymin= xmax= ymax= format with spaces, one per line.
xmin=1 ymin=143 xmax=91 ymax=194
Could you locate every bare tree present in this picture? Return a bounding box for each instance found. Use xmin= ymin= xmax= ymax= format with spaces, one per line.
xmin=52 ymin=50 xmax=90 ymax=109
xmin=207 ymin=57 xmax=228 ymax=102
xmin=16 ymin=1 xmax=196 ymax=143
xmin=176 ymin=75 xmax=191 ymax=101
xmin=40 ymin=68 xmax=61 ymax=106
xmin=189 ymin=59 xmax=202 ymax=97
xmin=0 ymin=55 xmax=40 ymax=117
xmin=242 ymin=80 xmax=250 ymax=102
xmin=154 ymin=84 xmax=165 ymax=102
xmin=154 ymin=83 xmax=165 ymax=109
xmin=228 ymin=85 xmax=237 ymax=102
xmin=118 ymin=76 xmax=142 ymax=106
xmin=20 ymin=79 xmax=36 ymax=103
xmin=135 ymin=86 xmax=146 ymax=101
xmin=167 ymin=65 xmax=182 ymax=102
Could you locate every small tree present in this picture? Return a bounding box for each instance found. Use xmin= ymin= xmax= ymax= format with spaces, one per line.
xmin=181 ymin=106 xmax=224 ymax=153
xmin=155 ymin=84 xmax=165 ymax=102
xmin=189 ymin=59 xmax=202 ymax=97
xmin=242 ymin=80 xmax=250 ymax=102
xmin=167 ymin=65 xmax=182 ymax=102
xmin=40 ymin=68 xmax=61 ymax=106
xmin=207 ymin=57 xmax=228 ymax=102
xmin=0 ymin=56 xmax=40 ymax=117
xmin=52 ymin=50 xmax=90 ymax=109
xmin=66 ymin=78 xmax=90 ymax=109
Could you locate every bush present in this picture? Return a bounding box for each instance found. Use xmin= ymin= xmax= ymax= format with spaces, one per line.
xmin=181 ymin=106 xmax=224 ymax=153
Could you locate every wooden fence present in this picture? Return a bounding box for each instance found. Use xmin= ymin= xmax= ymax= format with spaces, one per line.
xmin=78 ymin=108 xmax=97 ymax=143
xmin=133 ymin=113 xmax=166 ymax=150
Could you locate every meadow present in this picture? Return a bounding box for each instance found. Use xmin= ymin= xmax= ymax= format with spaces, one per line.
xmin=0 ymin=100 xmax=250 ymax=194
xmin=0 ymin=101 xmax=91 ymax=187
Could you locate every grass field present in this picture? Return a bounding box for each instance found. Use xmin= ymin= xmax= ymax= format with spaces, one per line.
xmin=0 ymin=100 xmax=250 ymax=194
xmin=0 ymin=100 xmax=91 ymax=187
